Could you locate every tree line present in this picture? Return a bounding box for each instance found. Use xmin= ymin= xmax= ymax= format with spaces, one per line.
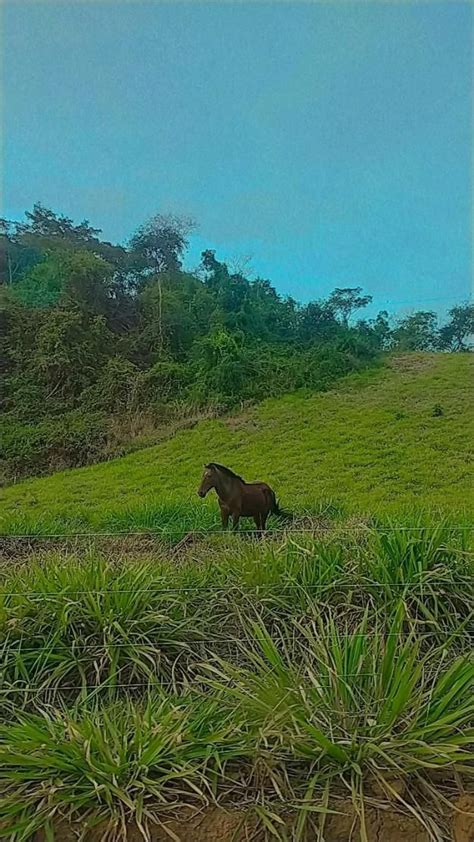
xmin=1 ymin=204 xmax=472 ymax=481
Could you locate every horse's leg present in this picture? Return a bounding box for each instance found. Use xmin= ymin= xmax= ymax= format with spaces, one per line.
xmin=220 ymin=507 xmax=230 ymax=530
xmin=261 ymin=512 xmax=268 ymax=532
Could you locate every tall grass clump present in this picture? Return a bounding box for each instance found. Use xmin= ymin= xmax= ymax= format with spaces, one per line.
xmin=0 ymin=693 xmax=252 ymax=841
xmin=0 ymin=553 xmax=225 ymax=710
xmin=0 ymin=500 xmax=218 ymax=540
xmin=204 ymin=608 xmax=474 ymax=836
xmin=164 ymin=521 xmax=473 ymax=649
xmin=358 ymin=519 xmax=474 ymax=646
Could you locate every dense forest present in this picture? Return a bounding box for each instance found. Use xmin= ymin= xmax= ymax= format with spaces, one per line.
xmin=1 ymin=204 xmax=472 ymax=482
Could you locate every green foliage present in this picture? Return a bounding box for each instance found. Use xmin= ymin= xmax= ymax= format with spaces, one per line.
xmin=190 ymin=329 xmax=254 ymax=405
xmin=391 ymin=310 xmax=439 ymax=351
xmin=327 ymin=286 xmax=372 ymax=326
xmin=129 ymin=212 xmax=195 ymax=275
xmin=0 ymin=411 xmax=109 ymax=479
xmin=138 ymin=360 xmax=190 ymax=407
xmin=10 ymin=254 xmax=65 ymax=308
xmin=0 ymin=220 xmax=41 ymax=286
xmin=1 ymin=205 xmax=471 ymax=482
xmin=82 ymin=358 xmax=141 ymax=414
xmin=3 ymin=202 xmax=126 ymax=269
xmin=0 ymin=695 xmax=245 ymax=838
xmin=0 ymin=554 xmax=215 ymax=699
xmin=438 ymin=302 xmax=474 ymax=351
xmin=11 ymin=250 xmax=114 ymax=312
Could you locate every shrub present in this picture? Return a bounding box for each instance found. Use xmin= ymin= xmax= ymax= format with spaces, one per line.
xmin=0 ymin=411 xmax=109 ymax=481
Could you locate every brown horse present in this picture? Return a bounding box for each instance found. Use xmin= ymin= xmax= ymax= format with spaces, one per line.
xmin=197 ymin=463 xmax=285 ymax=531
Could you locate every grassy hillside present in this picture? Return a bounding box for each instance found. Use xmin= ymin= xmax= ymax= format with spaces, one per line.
xmin=1 ymin=352 xmax=472 ymax=535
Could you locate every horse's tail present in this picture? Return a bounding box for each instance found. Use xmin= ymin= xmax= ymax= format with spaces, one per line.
xmin=270 ymin=490 xmax=293 ymax=522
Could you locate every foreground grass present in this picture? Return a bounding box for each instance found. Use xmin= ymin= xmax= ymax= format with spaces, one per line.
xmin=1 ymin=637 xmax=472 ymax=840
xmin=1 ymin=353 xmax=473 ymax=536
xmin=0 ymin=523 xmax=472 ymax=839
xmin=1 ymin=521 xmax=472 ymax=704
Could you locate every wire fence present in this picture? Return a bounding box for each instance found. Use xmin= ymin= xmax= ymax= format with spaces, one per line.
xmin=0 ymin=685 xmax=414 ymax=713
xmin=0 ymin=582 xmax=473 ymax=597
xmin=1 ymin=628 xmax=472 ymax=657
xmin=0 ymin=675 xmax=472 ymax=704
xmin=1 ymin=524 xmax=473 ymax=540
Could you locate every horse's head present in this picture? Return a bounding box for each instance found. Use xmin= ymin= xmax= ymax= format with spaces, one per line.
xmin=197 ymin=464 xmax=217 ymax=497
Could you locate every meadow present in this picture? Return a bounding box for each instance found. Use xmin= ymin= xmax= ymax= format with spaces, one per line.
xmin=0 ymin=352 xmax=472 ymax=841
xmin=1 ymin=352 xmax=473 ymax=537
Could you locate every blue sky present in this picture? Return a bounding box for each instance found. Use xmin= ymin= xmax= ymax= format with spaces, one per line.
xmin=4 ymin=1 xmax=472 ymax=316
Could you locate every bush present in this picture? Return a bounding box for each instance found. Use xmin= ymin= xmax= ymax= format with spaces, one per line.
xmin=0 ymin=411 xmax=110 ymax=481
xmin=81 ymin=357 xmax=141 ymax=414
xmin=137 ymin=360 xmax=190 ymax=407
xmin=188 ymin=335 xmax=376 ymax=408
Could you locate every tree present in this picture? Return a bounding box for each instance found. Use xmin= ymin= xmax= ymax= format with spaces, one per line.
xmin=191 ymin=328 xmax=253 ymax=404
xmin=438 ymin=303 xmax=474 ymax=351
xmin=11 ymin=251 xmax=113 ymax=314
xmin=299 ymin=300 xmax=340 ymax=341
xmin=16 ymin=203 xmax=102 ymax=242
xmin=61 ymin=251 xmax=114 ymax=314
xmin=328 ymin=287 xmax=372 ymax=326
xmin=356 ymin=310 xmax=392 ymax=351
xmin=129 ymin=213 xmax=195 ymax=275
xmin=136 ymin=272 xmax=211 ymax=361
xmin=0 ymin=219 xmax=42 ymax=285
xmin=10 ymin=255 xmax=65 ymax=308
xmin=392 ymin=311 xmax=438 ymax=351
xmin=129 ymin=213 xmax=195 ymax=350
xmin=201 ymin=249 xmax=230 ymax=288
xmin=32 ymin=309 xmax=112 ymax=403
xmin=1 ymin=205 xmax=128 ymax=292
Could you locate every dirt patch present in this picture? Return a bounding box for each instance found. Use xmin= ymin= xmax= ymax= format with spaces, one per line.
xmin=31 ymin=800 xmax=458 ymax=841
xmin=33 ymin=809 xmax=255 ymax=842
xmin=125 ymin=809 xmax=254 ymax=842
xmin=388 ymin=353 xmax=437 ymax=374
xmin=224 ymin=411 xmax=259 ymax=433
xmin=453 ymin=794 xmax=474 ymax=842
xmin=0 ymin=522 xmax=344 ymax=567
xmin=321 ymin=798 xmax=431 ymax=842
xmin=0 ymin=534 xmax=172 ymax=565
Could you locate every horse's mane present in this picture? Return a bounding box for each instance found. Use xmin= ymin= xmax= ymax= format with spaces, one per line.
xmin=207 ymin=463 xmax=244 ymax=482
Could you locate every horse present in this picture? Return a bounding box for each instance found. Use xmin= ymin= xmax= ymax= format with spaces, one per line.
xmin=197 ymin=462 xmax=287 ymax=532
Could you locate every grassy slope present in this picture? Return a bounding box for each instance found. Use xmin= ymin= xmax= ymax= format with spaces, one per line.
xmin=1 ymin=352 xmax=472 ymax=533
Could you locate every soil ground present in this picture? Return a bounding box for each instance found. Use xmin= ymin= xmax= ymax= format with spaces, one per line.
xmin=32 ymin=795 xmax=474 ymax=842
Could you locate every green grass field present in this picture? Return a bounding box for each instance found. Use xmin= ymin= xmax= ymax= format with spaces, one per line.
xmin=0 ymin=352 xmax=473 ymax=840
xmin=1 ymin=352 xmax=472 ymax=535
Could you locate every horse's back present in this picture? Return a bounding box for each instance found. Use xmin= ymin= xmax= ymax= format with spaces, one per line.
xmin=241 ymin=481 xmax=275 ymax=514
xmin=246 ymin=480 xmax=272 ymax=490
